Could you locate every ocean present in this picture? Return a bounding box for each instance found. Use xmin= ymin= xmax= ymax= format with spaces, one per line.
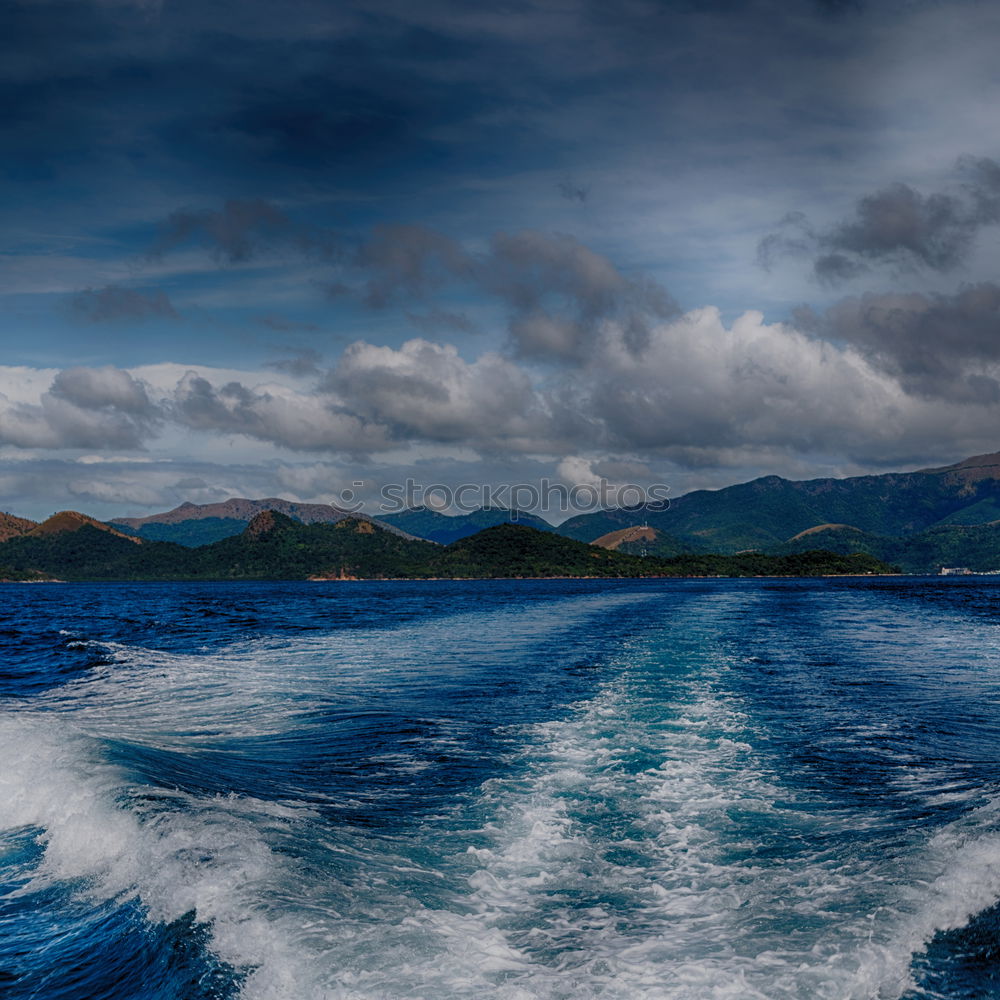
xmin=2 ymin=577 xmax=1000 ymax=999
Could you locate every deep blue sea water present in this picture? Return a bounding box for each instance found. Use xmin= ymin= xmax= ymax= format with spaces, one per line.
xmin=3 ymin=578 xmax=1000 ymax=999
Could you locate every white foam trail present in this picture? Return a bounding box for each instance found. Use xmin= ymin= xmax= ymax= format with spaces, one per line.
xmin=0 ymin=591 xmax=663 ymax=998
xmin=6 ymin=589 xmax=1000 ymax=999
xmin=406 ymin=636 xmax=1000 ymax=1000
xmin=30 ymin=591 xmax=654 ymax=750
xmin=0 ymin=711 xmax=327 ymax=989
xmin=212 ymin=635 xmax=1000 ymax=1000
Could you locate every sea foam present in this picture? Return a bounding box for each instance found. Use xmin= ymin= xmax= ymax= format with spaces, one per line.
xmin=4 ymin=585 xmax=1000 ymax=999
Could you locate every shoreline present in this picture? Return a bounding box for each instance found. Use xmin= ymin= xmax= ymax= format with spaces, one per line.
xmin=4 ymin=571 xmax=917 ymax=584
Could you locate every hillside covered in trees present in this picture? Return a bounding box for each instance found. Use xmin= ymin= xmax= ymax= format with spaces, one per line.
xmin=0 ymin=510 xmax=897 ymax=581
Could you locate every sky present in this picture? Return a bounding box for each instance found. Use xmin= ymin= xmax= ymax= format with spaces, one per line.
xmin=3 ymin=0 xmax=1000 ymax=521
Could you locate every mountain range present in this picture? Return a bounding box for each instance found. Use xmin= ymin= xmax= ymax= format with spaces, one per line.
xmin=105 ymin=450 xmax=1000 ymax=556
xmin=109 ymin=498 xmax=416 ymax=546
xmin=7 ymin=449 xmax=1000 ymax=576
xmin=0 ymin=510 xmax=890 ymax=582
xmin=109 ymin=499 xmax=555 ymax=548
xmin=553 ymin=450 xmax=1000 ymax=571
xmin=558 ymin=451 xmax=1000 ymax=551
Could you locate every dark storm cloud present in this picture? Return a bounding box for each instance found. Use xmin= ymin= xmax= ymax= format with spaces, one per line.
xmin=0 ymin=3 xmax=134 ymax=180
xmin=826 ymin=182 xmax=976 ymax=272
xmin=68 ymin=285 xmax=178 ymax=323
xmin=0 ymin=0 xmax=883 ymax=206
xmin=760 ymin=158 xmax=1000 ymax=282
xmin=0 ymin=0 xmax=525 ymax=202
xmin=353 ymin=224 xmax=471 ymax=307
xmin=961 ymin=154 xmax=1000 ymax=220
xmin=153 ymin=214 xmax=678 ymax=364
xmin=800 ymin=283 xmax=1000 ymax=402
xmin=149 ymin=200 xmax=334 ymax=263
xmin=327 ymin=224 xmax=678 ymax=362
xmin=148 ymin=200 xmax=675 ymax=370
xmin=484 ymin=230 xmax=680 ymax=361
xmin=812 ymin=253 xmax=867 ymax=284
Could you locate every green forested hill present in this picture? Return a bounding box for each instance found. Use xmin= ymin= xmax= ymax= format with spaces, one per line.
xmin=432 ymin=527 xmax=892 ymax=578
xmin=557 ymin=453 xmax=1000 ymax=552
xmin=199 ymin=513 xmax=439 ymax=579
xmin=658 ymin=549 xmax=893 ymax=577
xmin=0 ymin=513 xmax=437 ymax=581
xmin=113 ymin=517 xmax=249 ymax=547
xmin=426 ymin=523 xmax=662 ymax=577
xmin=378 ymin=506 xmax=556 ymax=544
xmin=0 ymin=524 xmax=181 ymax=580
xmin=773 ymin=521 xmax=1000 ymax=574
xmin=0 ymin=511 xmax=899 ymax=581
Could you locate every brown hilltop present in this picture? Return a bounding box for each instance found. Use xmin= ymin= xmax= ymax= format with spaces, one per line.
xmin=0 ymin=512 xmax=37 ymax=542
xmin=922 ymin=451 xmax=1000 ymax=491
xmin=591 ymin=525 xmax=658 ymax=551
xmin=786 ymin=523 xmax=861 ymax=542
xmin=29 ymin=511 xmax=141 ymax=543
xmin=112 ymin=497 xmax=356 ymax=528
xmin=244 ymin=510 xmax=282 ymax=539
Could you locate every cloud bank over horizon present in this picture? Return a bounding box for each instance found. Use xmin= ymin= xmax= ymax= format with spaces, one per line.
xmin=3 ymin=0 xmax=1000 ymax=518
xmin=4 ymin=295 xmax=1000 ymax=519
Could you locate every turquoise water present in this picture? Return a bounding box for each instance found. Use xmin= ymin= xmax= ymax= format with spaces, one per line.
xmin=2 ymin=578 xmax=1000 ymax=998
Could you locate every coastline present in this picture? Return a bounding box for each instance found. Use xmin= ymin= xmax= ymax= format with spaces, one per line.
xmin=4 ymin=571 xmax=910 ymax=584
